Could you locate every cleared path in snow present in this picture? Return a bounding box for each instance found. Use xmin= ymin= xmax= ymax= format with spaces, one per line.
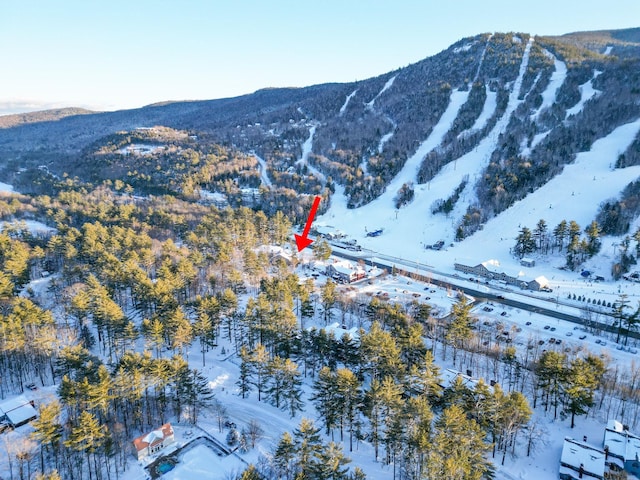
xmin=253 ymin=154 xmax=272 ymax=187
xmin=365 ymin=75 xmax=396 ymax=110
xmin=321 ymin=38 xmax=535 ymax=252
xmin=565 ymin=70 xmax=601 ymax=119
xmin=458 ymin=118 xmax=640 ymax=268
xmin=295 ymin=125 xmax=326 ymax=184
xmin=531 ymin=49 xmax=567 ymax=122
xmin=339 ymin=89 xmax=358 ymax=116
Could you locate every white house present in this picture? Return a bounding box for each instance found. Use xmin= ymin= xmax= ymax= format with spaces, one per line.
xmin=559 ymin=437 xmax=605 ymax=480
xmin=603 ymin=420 xmax=640 ymax=477
xmin=326 ymin=261 xmax=365 ymax=283
xmin=0 ymin=396 xmax=38 ymax=428
xmin=133 ymin=423 xmax=175 ymax=461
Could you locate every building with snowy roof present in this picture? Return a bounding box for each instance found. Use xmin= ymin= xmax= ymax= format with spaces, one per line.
xmin=0 ymin=396 xmax=37 ymax=428
xmin=559 ymin=437 xmax=605 ymax=480
xmin=603 ymin=420 xmax=640 ymax=476
xmin=326 ymin=261 xmax=365 ymax=283
xmin=133 ymin=423 xmax=175 ymax=461
xmin=527 ymin=275 xmax=550 ymax=291
xmin=454 ymin=260 xmax=550 ymax=291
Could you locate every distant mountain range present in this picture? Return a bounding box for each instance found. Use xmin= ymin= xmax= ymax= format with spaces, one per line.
xmin=1 ymin=27 xmax=639 ymax=242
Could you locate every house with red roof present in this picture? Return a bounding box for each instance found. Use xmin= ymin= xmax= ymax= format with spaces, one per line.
xmin=132 ymin=423 xmax=175 ymax=461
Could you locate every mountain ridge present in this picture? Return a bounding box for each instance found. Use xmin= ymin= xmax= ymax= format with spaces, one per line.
xmin=0 ymin=28 xmax=639 ymax=262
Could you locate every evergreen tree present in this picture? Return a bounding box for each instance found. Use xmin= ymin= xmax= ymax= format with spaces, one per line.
xmin=274 ymin=431 xmax=296 ymax=480
xmin=533 ymin=219 xmax=548 ymax=252
xmin=514 ymin=227 xmax=535 ymax=258
xmin=446 ymin=295 xmax=475 ymax=363
xmin=562 ymin=355 xmax=605 ymax=428
xmin=553 ymin=220 xmax=568 ymax=251
xmin=293 ymin=419 xmax=324 ymax=478
xmin=427 ymin=405 xmax=492 ymax=480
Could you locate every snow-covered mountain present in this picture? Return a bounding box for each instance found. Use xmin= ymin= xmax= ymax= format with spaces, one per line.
xmin=1 ymin=28 xmax=640 ymax=276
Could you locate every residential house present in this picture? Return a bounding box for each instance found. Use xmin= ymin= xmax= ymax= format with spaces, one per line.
xmin=527 ymin=276 xmax=550 ymax=291
xmin=326 ymin=261 xmax=365 ymax=283
xmin=520 ymin=257 xmax=536 ymax=267
xmin=559 ymin=437 xmax=605 ymax=480
xmin=603 ymin=420 xmax=640 ymax=477
xmin=0 ymin=396 xmax=38 ymax=429
xmin=133 ymin=423 xmax=175 ymax=461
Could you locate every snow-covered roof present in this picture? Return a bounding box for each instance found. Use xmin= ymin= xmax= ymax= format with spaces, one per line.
xmin=133 ymin=423 xmax=174 ymax=452
xmin=604 ymin=420 xmax=640 ymax=464
xmin=0 ymin=396 xmax=37 ymax=426
xmin=560 ymin=437 xmax=605 ymax=479
xmin=532 ymin=276 xmax=549 ymax=286
xmin=439 ymin=368 xmax=489 ymax=391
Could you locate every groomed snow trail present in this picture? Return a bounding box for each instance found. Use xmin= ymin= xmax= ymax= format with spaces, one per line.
xmin=366 ymin=75 xmax=396 ymax=110
xmin=371 ymin=88 xmax=471 ymax=206
xmin=295 ymin=125 xmax=326 ymax=184
xmin=253 ymin=154 xmax=272 ymax=187
xmin=320 ymin=38 xmax=535 ymax=257
xmin=339 ymin=89 xmax=358 ymax=116
xmin=565 ymin=70 xmax=602 ymax=119
xmin=461 ymin=84 xmax=497 ymax=136
xmin=457 ymin=118 xmax=640 ymax=268
xmin=531 ymin=49 xmax=567 ymax=121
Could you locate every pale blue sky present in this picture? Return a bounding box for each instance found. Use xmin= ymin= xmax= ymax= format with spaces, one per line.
xmin=1 ymin=0 xmax=639 ymax=114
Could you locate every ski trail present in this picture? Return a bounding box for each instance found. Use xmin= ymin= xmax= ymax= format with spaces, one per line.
xmin=253 ymin=154 xmax=272 ymax=187
xmin=322 ymin=87 xmax=470 ymax=217
xmin=458 ymin=118 xmax=640 ymax=261
xmin=565 ymin=70 xmax=602 ymax=119
xmin=460 ymin=84 xmax=497 ymax=137
xmin=378 ymin=89 xmax=470 ymax=203
xmin=531 ymin=49 xmax=567 ymax=121
xmin=377 ymin=117 xmax=397 ymax=154
xmin=295 ymin=125 xmax=326 ymax=184
xmin=442 ymin=38 xmax=534 ymax=219
xmin=319 ymin=39 xmax=534 ymax=246
xmin=366 ymin=75 xmax=396 ymax=110
xmin=473 ymin=34 xmax=493 ymax=82
xmin=339 ymin=89 xmax=358 ymax=116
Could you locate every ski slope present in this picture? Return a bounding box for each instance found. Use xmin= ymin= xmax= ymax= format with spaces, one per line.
xmin=365 ymin=75 xmax=396 ymax=109
xmin=253 ymin=154 xmax=272 ymax=187
xmin=531 ymin=49 xmax=567 ymax=122
xmin=295 ymin=125 xmax=327 ymax=183
xmin=565 ymin=70 xmax=602 ymax=119
xmin=320 ymin=39 xmax=535 ymax=250
xmin=455 ymin=118 xmax=640 ymax=268
xmin=339 ymin=89 xmax=357 ymax=116
xmin=463 ymin=84 xmax=497 ymax=135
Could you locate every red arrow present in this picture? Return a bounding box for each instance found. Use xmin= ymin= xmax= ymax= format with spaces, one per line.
xmin=295 ymin=195 xmax=322 ymax=252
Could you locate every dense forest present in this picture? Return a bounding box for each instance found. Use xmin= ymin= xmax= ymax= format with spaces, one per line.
xmin=0 ymin=152 xmax=638 ymax=480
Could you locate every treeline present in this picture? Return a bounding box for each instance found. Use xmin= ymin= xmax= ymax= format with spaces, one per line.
xmin=513 ymin=218 xmax=602 ymax=269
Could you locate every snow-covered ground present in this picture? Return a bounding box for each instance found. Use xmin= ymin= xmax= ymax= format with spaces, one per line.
xmin=531 ymin=49 xmax=567 ymax=122
xmin=454 ymin=118 xmax=640 ymax=280
xmin=0 ymin=182 xmax=14 ymax=193
xmin=252 ymin=154 xmax=272 ymax=187
xmin=339 ymin=89 xmax=358 ymax=116
xmin=365 ymin=75 xmax=396 ymax=110
xmin=320 ymin=38 xmax=535 ymax=254
xmin=464 ymin=84 xmax=497 ymax=134
xmin=565 ymin=70 xmax=602 ymax=119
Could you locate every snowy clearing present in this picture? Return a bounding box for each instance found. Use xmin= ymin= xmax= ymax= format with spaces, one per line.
xmin=565 ymin=70 xmax=602 ymax=119
xmin=339 ymin=89 xmax=358 ymax=116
